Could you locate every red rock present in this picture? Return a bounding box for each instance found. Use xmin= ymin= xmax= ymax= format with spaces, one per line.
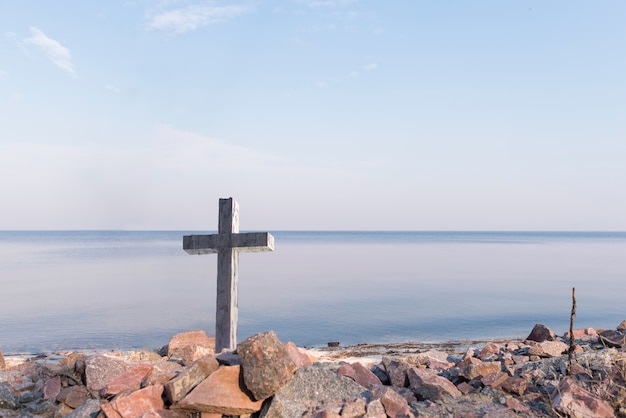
xmin=564 ymin=327 xmax=598 ymax=339
xmin=284 ymin=341 xmax=313 ymax=368
xmin=164 ymin=354 xmax=219 ymax=404
xmin=167 ymin=330 xmax=215 ymax=365
xmin=372 ymin=387 xmax=414 ymax=418
xmin=617 ymin=320 xmax=626 ymax=331
xmin=365 ymin=398 xmax=387 ymax=418
xmin=57 ymin=386 xmax=90 ymax=408
xmin=505 ymin=397 xmax=530 ymax=413
xmin=456 ymin=381 xmax=474 ymax=395
xmin=461 ymin=361 xmax=502 ymax=380
xmin=552 ymin=376 xmax=616 ymax=418
xmin=43 ymin=376 xmax=61 ymax=400
xmin=599 ymin=330 xmax=626 ymax=348
xmin=337 ymin=362 xmax=383 ymax=389
xmin=237 ymin=331 xmax=297 ymax=401
xmin=457 ymin=356 xmax=481 ymax=368
xmin=101 ymin=384 xmax=164 ymax=418
xmin=501 ymin=377 xmax=529 ymax=396
xmin=526 ymin=323 xmax=556 ymax=342
xmin=426 ymin=359 xmax=453 ymax=372
xmin=407 ymin=367 xmax=461 ymax=398
xmin=527 ymin=341 xmax=567 ymax=358
xmin=481 ymin=371 xmax=509 ymax=388
xmin=175 ymin=365 xmax=263 ymax=415
xmin=101 ymin=363 xmax=154 ymax=397
xmin=512 ymin=355 xmax=529 ymax=365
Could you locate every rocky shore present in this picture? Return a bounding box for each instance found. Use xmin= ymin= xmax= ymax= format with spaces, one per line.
xmin=1 ymin=322 xmax=625 ymax=418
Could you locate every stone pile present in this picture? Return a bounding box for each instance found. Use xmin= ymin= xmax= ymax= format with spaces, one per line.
xmin=0 ymin=322 xmax=625 ymax=418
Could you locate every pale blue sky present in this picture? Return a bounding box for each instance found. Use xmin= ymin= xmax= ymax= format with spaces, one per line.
xmin=1 ymin=1 xmax=624 ymax=230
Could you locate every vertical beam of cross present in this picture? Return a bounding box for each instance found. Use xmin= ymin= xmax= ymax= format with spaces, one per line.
xmin=183 ymin=198 xmax=274 ymax=352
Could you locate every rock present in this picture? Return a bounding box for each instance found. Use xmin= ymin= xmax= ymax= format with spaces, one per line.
xmin=527 ymin=340 xmax=568 ymax=358
xmin=505 ymin=397 xmax=530 ymax=413
xmin=63 ymin=399 xmax=103 ymax=418
xmin=456 ymin=381 xmax=474 ymax=394
xmin=0 ymin=382 xmax=17 ymax=410
xmin=101 ymin=363 xmax=154 ymax=397
xmin=407 ymin=367 xmax=462 ymax=400
xmin=237 ymin=330 xmax=297 ymax=400
xmin=552 ymin=376 xmax=616 ymax=418
xmin=284 ymin=341 xmax=314 ymax=368
xmin=340 ymin=397 xmax=367 ymax=418
xmin=564 ymin=327 xmax=598 ymax=339
xmin=100 ymin=384 xmax=164 ymax=418
xmin=478 ymin=343 xmax=502 ymax=360
xmin=262 ymin=365 xmax=366 ymax=416
xmin=175 ymin=365 xmax=263 ymax=415
xmin=163 ymin=354 xmax=219 ymax=404
xmin=57 ymin=385 xmax=90 ymax=408
xmin=0 ymin=351 xmax=5 ymax=370
xmin=501 ymin=377 xmax=529 ymax=396
xmin=382 ymin=357 xmax=411 ymax=387
xmin=599 ymin=330 xmax=626 ymax=348
xmin=480 ymin=371 xmax=509 ymax=388
xmin=139 ymin=410 xmax=193 ymax=418
xmin=461 ymin=361 xmax=502 ymax=380
xmin=337 ymin=362 xmax=383 ymax=389
xmin=84 ymin=355 xmax=134 ymax=394
xmin=370 ymin=386 xmax=414 ymax=418
xmin=526 ymin=323 xmax=556 ymax=342
xmin=43 ymin=375 xmax=61 ymax=400
xmin=617 ymin=320 xmax=626 ymax=331
xmin=167 ymin=330 xmax=215 ymax=366
xmin=403 ymin=350 xmax=450 ymax=366
xmin=364 ymin=398 xmax=386 ymax=418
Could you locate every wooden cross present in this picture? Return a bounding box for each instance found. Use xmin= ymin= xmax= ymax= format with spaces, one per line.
xmin=183 ymin=197 xmax=274 ymax=352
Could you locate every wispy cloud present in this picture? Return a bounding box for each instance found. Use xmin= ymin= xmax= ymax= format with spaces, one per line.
xmin=362 ymin=63 xmax=377 ymax=71
xmin=105 ymin=85 xmax=121 ymax=93
xmin=147 ymin=2 xmax=249 ymax=34
xmin=23 ymin=27 xmax=75 ymax=75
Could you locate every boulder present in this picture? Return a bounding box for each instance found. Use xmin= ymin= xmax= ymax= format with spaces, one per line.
xmin=552 ymin=376 xmax=616 ymax=418
xmin=337 ymin=362 xmax=383 ymax=389
xmin=460 ymin=361 xmax=502 ymax=380
xmin=599 ymin=330 xmax=626 ymax=348
xmin=57 ymin=386 xmax=90 ymax=409
xmin=364 ymin=398 xmax=387 ymax=418
xmin=382 ymin=357 xmax=411 ymax=387
xmin=340 ymin=397 xmax=367 ymax=418
xmin=617 ymin=320 xmax=626 ymax=331
xmin=163 ymin=354 xmax=219 ymax=404
xmin=101 ymin=363 xmax=154 ymax=397
xmin=261 ymin=365 xmax=366 ymax=416
xmin=370 ymin=386 xmax=414 ymax=418
xmin=43 ymin=376 xmax=61 ymax=400
xmin=100 ymin=384 xmax=164 ymax=418
xmin=0 ymin=382 xmax=17 ymax=410
xmin=480 ymin=371 xmax=509 ymax=388
xmin=167 ymin=330 xmax=215 ymax=365
xmin=237 ymin=330 xmax=297 ymax=400
xmin=501 ymin=377 xmax=529 ymax=396
xmin=526 ymin=323 xmax=556 ymax=342
xmin=175 ymin=365 xmax=263 ymax=415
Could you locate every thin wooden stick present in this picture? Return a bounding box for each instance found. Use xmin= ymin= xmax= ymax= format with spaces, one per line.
xmin=567 ymin=287 xmax=576 ymax=375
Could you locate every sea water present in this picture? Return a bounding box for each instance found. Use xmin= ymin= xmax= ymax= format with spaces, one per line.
xmin=1 ymin=231 xmax=625 ymax=353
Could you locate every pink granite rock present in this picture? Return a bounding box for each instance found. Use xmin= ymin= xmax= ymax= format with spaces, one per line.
xmin=175 ymin=365 xmax=263 ymax=415
xmin=43 ymin=376 xmax=61 ymax=400
xmin=337 ymin=362 xmax=383 ymax=389
xmin=163 ymin=354 xmax=219 ymax=404
xmin=340 ymin=397 xmax=367 ymax=418
xmin=237 ymin=331 xmax=297 ymax=401
xmin=617 ymin=320 xmax=626 ymax=331
xmin=0 ymin=351 xmax=5 ymax=370
xmin=371 ymin=386 xmax=414 ymax=418
xmin=552 ymin=376 xmax=616 ymax=418
xmin=284 ymin=341 xmax=314 ymax=368
xmin=167 ymin=330 xmax=215 ymax=365
xmin=101 ymin=384 xmax=165 ymax=418
xmin=85 ymin=355 xmax=134 ymax=394
xmin=480 ymin=371 xmax=509 ymax=388
xmin=57 ymin=385 xmax=90 ymax=408
xmin=501 ymin=377 xmax=529 ymax=396
xmin=138 ymin=410 xmax=191 ymax=418
xmin=599 ymin=330 xmax=626 ymax=348
xmin=382 ymin=357 xmax=411 ymax=388
xmin=478 ymin=343 xmax=502 ymax=360
xmin=461 ymin=361 xmax=502 ymax=380
xmin=527 ymin=340 xmax=567 ymax=358
xmin=407 ymin=367 xmax=461 ymax=399
xmin=101 ymin=363 xmax=154 ymax=397
xmin=526 ymin=323 xmax=556 ymax=342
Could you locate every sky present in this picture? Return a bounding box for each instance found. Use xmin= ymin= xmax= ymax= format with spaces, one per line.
xmin=0 ymin=1 xmax=625 ymax=231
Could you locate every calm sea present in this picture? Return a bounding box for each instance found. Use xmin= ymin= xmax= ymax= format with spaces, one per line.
xmin=1 ymin=231 xmax=625 ymax=353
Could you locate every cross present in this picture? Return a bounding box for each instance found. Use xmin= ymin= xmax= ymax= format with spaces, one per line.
xmin=183 ymin=197 xmax=274 ymax=352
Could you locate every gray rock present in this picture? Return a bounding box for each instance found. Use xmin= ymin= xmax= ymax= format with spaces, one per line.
xmin=0 ymin=382 xmax=17 ymax=410
xmin=260 ymin=365 xmax=366 ymax=417
xmin=64 ymin=399 xmax=102 ymax=418
xmin=84 ymin=355 xmax=133 ymax=394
